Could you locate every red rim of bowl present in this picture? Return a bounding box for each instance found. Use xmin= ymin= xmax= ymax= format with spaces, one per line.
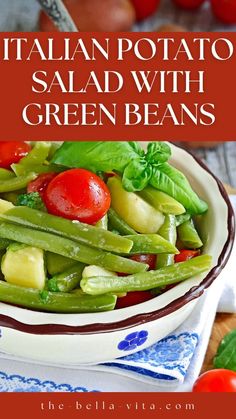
xmin=0 ymin=151 xmax=235 ymax=335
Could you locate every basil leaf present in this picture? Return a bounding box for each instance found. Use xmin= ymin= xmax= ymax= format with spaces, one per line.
xmin=52 ymin=141 xmax=140 ymax=173
xmin=215 ymin=329 xmax=236 ymax=356
xmin=122 ymin=159 xmax=152 ymax=192
xmin=128 ymin=141 xmax=145 ymax=157
xmin=214 ymin=329 xmax=236 ymax=372
xmin=146 ymin=142 xmax=171 ymax=165
xmin=150 ymin=163 xmax=208 ymax=215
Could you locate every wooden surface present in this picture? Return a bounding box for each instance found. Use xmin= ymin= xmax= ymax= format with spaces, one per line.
xmin=180 ymin=143 xmax=236 ymax=189
xmin=202 ymin=314 xmax=236 ymax=373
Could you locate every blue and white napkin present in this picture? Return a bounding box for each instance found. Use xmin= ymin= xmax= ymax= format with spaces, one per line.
xmin=0 ymin=197 xmax=235 ymax=393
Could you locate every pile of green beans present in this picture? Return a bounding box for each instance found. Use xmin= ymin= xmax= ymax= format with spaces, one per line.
xmin=0 ymin=141 xmax=211 ymax=314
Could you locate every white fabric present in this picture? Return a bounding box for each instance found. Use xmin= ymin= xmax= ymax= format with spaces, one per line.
xmin=0 ymin=197 xmax=235 ymax=393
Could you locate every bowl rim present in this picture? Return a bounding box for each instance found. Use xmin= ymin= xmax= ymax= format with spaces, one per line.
xmin=0 ymin=149 xmax=235 ymax=335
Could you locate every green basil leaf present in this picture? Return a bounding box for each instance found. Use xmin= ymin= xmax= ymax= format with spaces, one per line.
xmin=213 ymin=330 xmax=236 ymax=372
xmin=146 ymin=142 xmax=171 ymax=165
xmin=215 ymin=329 xmax=236 ymax=357
xmin=122 ymin=159 xmax=152 ymax=192
xmin=150 ymin=163 xmax=208 ymax=215
xmin=128 ymin=141 xmax=145 ymax=157
xmin=52 ymin=141 xmax=140 ymax=173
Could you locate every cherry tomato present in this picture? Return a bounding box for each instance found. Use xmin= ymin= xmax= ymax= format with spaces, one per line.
xmin=27 ymin=173 xmax=57 ymax=199
xmin=117 ymin=254 xmax=156 ymax=277
xmin=0 ymin=142 xmax=31 ymax=169
xmin=116 ymin=291 xmax=153 ymax=309
xmin=211 ymin=0 xmax=236 ymax=24
xmin=131 ymin=0 xmax=160 ymax=21
xmin=172 ymin=0 xmax=205 ymax=10
xmin=44 ymin=168 xmax=111 ymax=224
xmin=130 ymin=254 xmax=157 ymax=270
xmin=175 ymin=249 xmax=200 ymax=263
xmin=193 ymin=369 xmax=236 ymax=392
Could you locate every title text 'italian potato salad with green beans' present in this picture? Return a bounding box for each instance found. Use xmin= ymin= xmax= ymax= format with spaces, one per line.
xmin=0 ymin=141 xmax=212 ymax=313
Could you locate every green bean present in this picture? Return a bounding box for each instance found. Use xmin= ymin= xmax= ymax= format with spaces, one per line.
xmin=1 ymin=191 xmax=25 ymax=205
xmin=175 ymin=213 xmax=191 ymax=227
xmin=0 ymin=169 xmax=15 ymax=180
xmin=48 ymin=142 xmax=63 ymax=160
xmin=0 ymin=206 xmax=133 ymax=254
xmin=12 ymin=163 xmax=63 ymax=177
xmin=178 ymin=220 xmax=203 ymax=249
xmin=0 ymin=238 xmax=12 ymax=250
xmin=108 ymin=208 xmax=138 ymax=235
xmin=156 ymin=215 xmax=177 ymax=269
xmin=81 ymin=255 xmax=212 ymax=295
xmin=126 ymin=233 xmax=178 ymax=255
xmin=12 ymin=142 xmax=52 ymax=176
xmin=0 ymin=280 xmax=117 ymax=313
xmin=0 ymin=222 xmax=147 ymax=274
xmin=46 ymin=252 xmax=77 ymax=276
xmin=95 ymin=214 xmax=108 ymax=230
xmin=47 ymin=263 xmax=85 ymax=292
xmin=138 ymin=186 xmax=185 ymax=215
xmin=0 ymin=173 xmax=37 ymax=193
xmin=0 ymin=250 xmax=5 ymax=280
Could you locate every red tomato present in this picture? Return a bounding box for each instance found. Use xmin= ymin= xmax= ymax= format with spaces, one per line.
xmin=44 ymin=168 xmax=111 ymax=224
xmin=193 ymin=369 xmax=236 ymax=392
xmin=27 ymin=173 xmax=57 ymax=199
xmin=211 ymin=0 xmax=236 ymax=24
xmin=175 ymin=249 xmax=200 ymax=263
xmin=117 ymin=254 xmax=156 ymax=277
xmin=0 ymin=142 xmax=31 ymax=169
xmin=172 ymin=0 xmax=205 ymax=10
xmin=130 ymin=254 xmax=157 ymax=270
xmin=116 ymin=291 xmax=153 ymax=309
xmin=131 ymin=0 xmax=160 ymax=21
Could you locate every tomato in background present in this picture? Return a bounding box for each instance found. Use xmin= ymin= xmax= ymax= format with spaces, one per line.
xmin=130 ymin=254 xmax=157 ymax=270
xmin=0 ymin=142 xmax=31 ymax=169
xmin=131 ymin=0 xmax=160 ymax=21
xmin=27 ymin=173 xmax=57 ymax=199
xmin=175 ymin=250 xmax=200 ymax=263
xmin=211 ymin=0 xmax=236 ymax=24
xmin=44 ymin=168 xmax=111 ymax=224
xmin=172 ymin=0 xmax=205 ymax=10
xmin=193 ymin=369 xmax=236 ymax=392
xmin=116 ymin=291 xmax=153 ymax=309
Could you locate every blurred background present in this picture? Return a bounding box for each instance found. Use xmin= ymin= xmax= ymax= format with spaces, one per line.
xmin=0 ymin=0 xmax=235 ymax=187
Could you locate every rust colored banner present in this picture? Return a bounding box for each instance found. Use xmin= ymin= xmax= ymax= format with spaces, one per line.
xmin=0 ymin=32 xmax=236 ymax=141
xmin=0 ymin=392 xmax=235 ymax=418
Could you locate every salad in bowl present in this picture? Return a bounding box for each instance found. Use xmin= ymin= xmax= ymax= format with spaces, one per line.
xmin=0 ymin=141 xmax=233 ymax=364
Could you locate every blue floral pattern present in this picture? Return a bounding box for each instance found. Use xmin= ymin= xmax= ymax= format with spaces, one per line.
xmin=118 ymin=330 xmax=148 ymax=352
xmin=0 ymin=372 xmax=100 ymax=393
xmin=115 ymin=332 xmax=199 ymax=378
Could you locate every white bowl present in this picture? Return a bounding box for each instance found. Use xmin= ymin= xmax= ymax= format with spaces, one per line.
xmin=0 ymin=143 xmax=234 ymax=365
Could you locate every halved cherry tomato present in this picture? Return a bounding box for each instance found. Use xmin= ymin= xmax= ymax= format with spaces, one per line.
xmin=117 ymin=254 xmax=156 ymax=277
xmin=130 ymin=254 xmax=157 ymax=270
xmin=175 ymin=249 xmax=200 ymax=263
xmin=131 ymin=0 xmax=160 ymax=21
xmin=172 ymin=0 xmax=205 ymax=10
xmin=116 ymin=291 xmax=153 ymax=309
xmin=211 ymin=0 xmax=236 ymax=24
xmin=0 ymin=142 xmax=31 ymax=169
xmin=27 ymin=173 xmax=57 ymax=199
xmin=193 ymin=369 xmax=236 ymax=392
xmin=44 ymin=168 xmax=111 ymax=224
